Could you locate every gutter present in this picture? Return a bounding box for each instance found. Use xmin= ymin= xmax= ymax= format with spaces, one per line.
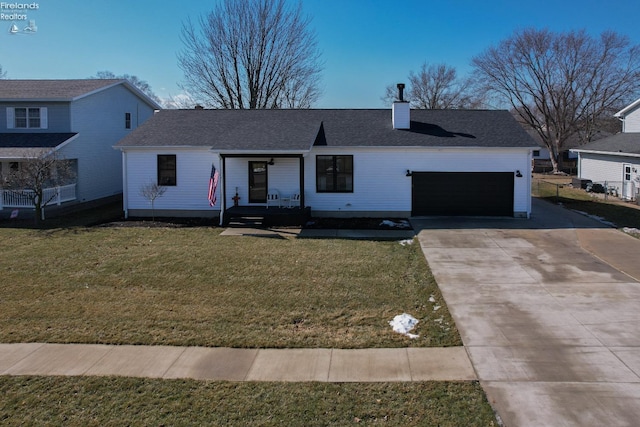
xmin=122 ymin=151 xmax=129 ymax=219
xmin=570 ymin=148 xmax=640 ymax=159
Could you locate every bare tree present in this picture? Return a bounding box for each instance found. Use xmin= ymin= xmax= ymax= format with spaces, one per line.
xmin=178 ymin=0 xmax=322 ymax=109
xmin=472 ymin=28 xmax=640 ymax=173
xmin=162 ymin=93 xmax=198 ymax=109
xmin=383 ymin=63 xmax=482 ymax=109
xmin=4 ymin=150 xmax=75 ymax=224
xmin=90 ymin=71 xmax=161 ymax=104
xmin=0 ymin=65 xmax=6 ymax=78
xmin=139 ymin=182 xmax=167 ymax=221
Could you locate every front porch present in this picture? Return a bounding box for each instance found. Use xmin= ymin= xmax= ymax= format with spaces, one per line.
xmin=223 ymin=205 xmax=311 ymax=227
xmin=220 ymin=153 xmax=308 ymax=226
xmin=0 ymin=183 xmax=77 ymax=210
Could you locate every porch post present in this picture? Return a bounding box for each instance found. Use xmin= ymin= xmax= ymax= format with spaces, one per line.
xmin=299 ymin=155 xmax=305 ymax=209
xmin=219 ymin=155 xmax=226 ymax=226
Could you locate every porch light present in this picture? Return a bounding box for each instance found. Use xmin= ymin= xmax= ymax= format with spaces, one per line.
xmin=406 ymin=170 xmax=412 ymax=177
xmin=267 ymin=158 xmax=275 ymax=165
xmin=515 ymin=170 xmax=523 ymax=178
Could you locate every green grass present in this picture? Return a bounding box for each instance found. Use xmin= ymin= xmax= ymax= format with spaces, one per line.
xmin=0 ymin=226 xmax=459 ymax=348
xmin=0 ymin=377 xmax=498 ymax=426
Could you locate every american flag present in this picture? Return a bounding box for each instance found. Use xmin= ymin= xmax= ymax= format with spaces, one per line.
xmin=208 ymin=164 xmax=219 ymax=206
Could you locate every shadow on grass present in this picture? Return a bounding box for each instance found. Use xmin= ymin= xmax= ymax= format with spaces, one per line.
xmin=541 ymin=196 xmax=640 ymax=229
xmin=0 ymin=202 xmax=222 ymax=230
xmin=0 ymin=202 xmax=125 ymax=229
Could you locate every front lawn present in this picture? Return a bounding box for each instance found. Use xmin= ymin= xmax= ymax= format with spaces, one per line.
xmin=0 ymin=226 xmax=460 ymax=348
xmin=0 ymin=377 xmax=497 ymax=426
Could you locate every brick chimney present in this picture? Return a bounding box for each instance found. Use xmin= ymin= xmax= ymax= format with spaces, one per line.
xmin=392 ymin=83 xmax=410 ymax=129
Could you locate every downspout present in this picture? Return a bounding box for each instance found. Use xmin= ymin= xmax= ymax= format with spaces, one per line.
xmin=299 ymin=155 xmax=305 ymax=209
xmin=576 ymin=151 xmax=582 ymax=178
xmin=122 ymin=150 xmax=129 ymax=219
xmin=527 ymin=149 xmax=532 ymax=218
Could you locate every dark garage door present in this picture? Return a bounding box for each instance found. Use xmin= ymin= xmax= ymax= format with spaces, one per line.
xmin=412 ymin=172 xmax=514 ymax=216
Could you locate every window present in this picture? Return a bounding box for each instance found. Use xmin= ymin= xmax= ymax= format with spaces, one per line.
xmin=316 ymin=155 xmax=353 ymax=192
xmin=125 ymin=112 xmax=131 ymax=129
xmin=157 ymin=155 xmax=177 ymax=186
xmin=8 ymin=107 xmax=46 ymax=129
xmin=532 ymin=150 xmax=540 ymax=157
xmin=15 ymin=107 xmax=41 ymax=128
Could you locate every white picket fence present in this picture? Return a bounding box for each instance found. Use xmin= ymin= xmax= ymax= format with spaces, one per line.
xmin=0 ymin=183 xmax=77 ymax=210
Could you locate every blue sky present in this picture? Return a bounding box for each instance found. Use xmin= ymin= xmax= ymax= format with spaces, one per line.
xmin=1 ymin=0 xmax=639 ymax=108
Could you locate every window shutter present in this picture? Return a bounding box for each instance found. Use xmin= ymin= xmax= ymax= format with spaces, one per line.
xmin=40 ymin=107 xmax=48 ymax=129
xmin=6 ymin=108 xmax=14 ymax=129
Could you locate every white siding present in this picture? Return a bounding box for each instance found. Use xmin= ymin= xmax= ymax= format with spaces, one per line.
xmin=578 ymin=153 xmax=623 ymax=183
xmin=125 ymin=148 xmax=219 ymax=213
xmin=123 ymin=146 xmax=532 ymax=218
xmin=579 ymin=153 xmax=640 ymax=183
xmin=61 ymin=84 xmax=155 ymax=202
xmin=622 ymin=106 xmax=640 ymax=132
xmin=307 ymin=147 xmax=531 ymax=216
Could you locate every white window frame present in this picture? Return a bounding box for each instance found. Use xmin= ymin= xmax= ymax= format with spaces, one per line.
xmin=6 ymin=107 xmax=48 ymax=129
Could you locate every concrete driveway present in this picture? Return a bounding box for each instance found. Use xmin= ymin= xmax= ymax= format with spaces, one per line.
xmin=412 ymin=198 xmax=640 ymax=427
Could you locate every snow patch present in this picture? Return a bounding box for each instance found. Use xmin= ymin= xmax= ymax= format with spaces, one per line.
xmin=398 ymin=239 xmax=414 ymax=246
xmin=380 ymin=219 xmax=411 ymax=229
xmin=389 ymin=313 xmax=419 ymax=339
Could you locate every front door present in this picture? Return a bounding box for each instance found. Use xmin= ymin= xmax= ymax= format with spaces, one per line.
xmin=249 ymin=161 xmax=268 ymax=203
xmin=623 ymin=164 xmax=638 ymax=201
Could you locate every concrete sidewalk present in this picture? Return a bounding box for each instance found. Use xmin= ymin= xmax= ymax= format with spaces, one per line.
xmin=0 ymin=343 xmax=475 ymax=382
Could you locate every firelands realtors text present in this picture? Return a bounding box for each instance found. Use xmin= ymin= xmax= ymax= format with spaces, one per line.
xmin=1 ymin=2 xmax=38 ymax=20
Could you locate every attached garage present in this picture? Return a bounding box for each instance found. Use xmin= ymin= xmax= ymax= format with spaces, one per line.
xmin=411 ymin=172 xmax=515 ymax=216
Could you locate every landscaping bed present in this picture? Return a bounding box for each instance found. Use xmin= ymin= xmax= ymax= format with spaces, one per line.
xmin=304 ymin=217 xmax=412 ymax=230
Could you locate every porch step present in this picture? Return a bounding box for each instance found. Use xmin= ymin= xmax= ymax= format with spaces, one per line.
xmin=226 ymin=215 xmax=265 ymax=227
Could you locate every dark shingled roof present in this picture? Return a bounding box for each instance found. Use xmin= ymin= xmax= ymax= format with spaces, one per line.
xmin=573 ymin=133 xmax=640 ymax=155
xmin=0 ymin=133 xmax=78 ymax=148
xmin=0 ymin=79 xmax=126 ymax=100
xmin=0 ymin=133 xmax=77 ymax=158
xmin=115 ymin=109 xmax=537 ymax=151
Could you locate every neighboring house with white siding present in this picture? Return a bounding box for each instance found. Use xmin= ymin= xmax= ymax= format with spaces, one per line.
xmin=572 ymin=99 xmax=640 ymax=201
xmin=0 ymin=79 xmax=160 ymax=214
xmin=116 ymin=98 xmax=537 ymax=223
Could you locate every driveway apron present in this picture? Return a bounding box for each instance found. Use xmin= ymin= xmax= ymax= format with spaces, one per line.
xmin=412 ymin=198 xmax=640 ymax=427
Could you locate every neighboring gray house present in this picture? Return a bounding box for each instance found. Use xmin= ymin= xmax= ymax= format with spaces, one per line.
xmin=116 ymin=99 xmax=537 ymax=223
xmin=0 ymin=79 xmax=160 ymax=213
xmin=573 ymin=99 xmax=640 ymax=201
